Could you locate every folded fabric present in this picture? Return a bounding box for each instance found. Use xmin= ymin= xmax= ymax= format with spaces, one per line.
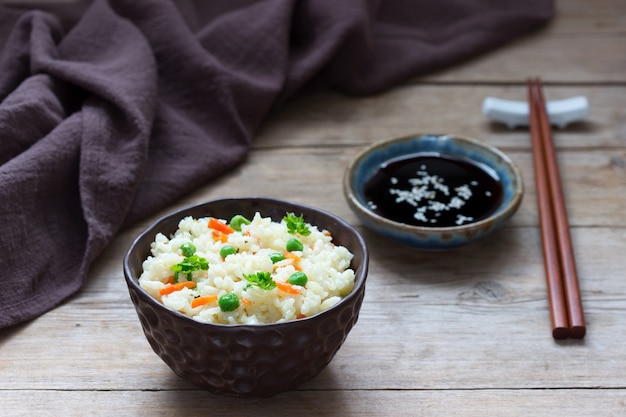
xmin=0 ymin=0 xmax=554 ymax=328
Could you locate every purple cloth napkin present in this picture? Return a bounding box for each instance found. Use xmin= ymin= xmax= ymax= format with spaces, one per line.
xmin=0 ymin=0 xmax=553 ymax=328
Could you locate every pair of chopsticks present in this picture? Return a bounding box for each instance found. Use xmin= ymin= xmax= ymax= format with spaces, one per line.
xmin=527 ymin=78 xmax=586 ymax=340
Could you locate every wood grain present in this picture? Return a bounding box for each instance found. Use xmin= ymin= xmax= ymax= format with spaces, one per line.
xmin=3 ymin=389 xmax=626 ymax=417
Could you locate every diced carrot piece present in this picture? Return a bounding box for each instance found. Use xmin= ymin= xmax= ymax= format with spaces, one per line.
xmin=284 ymin=251 xmax=301 ymax=263
xmin=282 ymin=251 xmax=302 ymax=271
xmin=276 ymin=281 xmax=302 ymax=295
xmin=191 ymin=295 xmax=218 ymax=308
xmin=159 ymin=281 xmax=196 ymax=296
xmin=212 ymin=230 xmax=229 ymax=243
xmin=208 ymin=217 xmax=235 ymax=235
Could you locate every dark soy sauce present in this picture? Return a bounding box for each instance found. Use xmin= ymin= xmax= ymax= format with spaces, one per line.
xmin=363 ymin=152 xmax=503 ymax=227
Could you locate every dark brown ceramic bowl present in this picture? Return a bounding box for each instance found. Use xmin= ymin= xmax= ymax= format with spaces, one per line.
xmin=123 ymin=197 xmax=369 ymax=397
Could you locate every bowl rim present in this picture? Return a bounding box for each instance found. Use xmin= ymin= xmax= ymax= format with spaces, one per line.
xmin=123 ymin=197 xmax=369 ymax=329
xmin=343 ymin=133 xmax=524 ymax=233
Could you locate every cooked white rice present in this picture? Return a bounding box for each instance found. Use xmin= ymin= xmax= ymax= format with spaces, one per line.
xmin=138 ymin=212 xmax=355 ymax=324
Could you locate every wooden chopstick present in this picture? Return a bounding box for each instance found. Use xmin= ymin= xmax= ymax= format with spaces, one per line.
xmin=527 ymin=78 xmax=586 ymax=340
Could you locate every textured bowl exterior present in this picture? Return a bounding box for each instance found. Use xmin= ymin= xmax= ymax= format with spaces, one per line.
xmin=344 ymin=134 xmax=524 ymax=250
xmin=123 ymin=198 xmax=368 ymax=396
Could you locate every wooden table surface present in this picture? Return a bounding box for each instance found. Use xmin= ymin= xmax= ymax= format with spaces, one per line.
xmin=2 ymin=1 xmax=626 ymax=415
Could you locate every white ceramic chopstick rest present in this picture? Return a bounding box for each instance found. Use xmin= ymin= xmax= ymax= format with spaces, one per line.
xmin=482 ymin=96 xmax=589 ymax=129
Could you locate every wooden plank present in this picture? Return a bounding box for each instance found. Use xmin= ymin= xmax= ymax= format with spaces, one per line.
xmin=417 ymin=0 xmax=626 ymax=83
xmin=257 ymin=86 xmax=626 ymax=150
xmin=2 ymin=388 xmax=625 ymax=417
xmin=420 ymin=37 xmax=626 ymax=83
xmin=551 ymin=0 xmax=626 ymax=35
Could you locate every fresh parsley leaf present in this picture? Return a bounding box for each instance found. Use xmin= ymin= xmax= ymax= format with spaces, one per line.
xmin=283 ymin=212 xmax=311 ymax=236
xmin=244 ymin=271 xmax=276 ymax=290
xmin=171 ymin=254 xmax=209 ymax=283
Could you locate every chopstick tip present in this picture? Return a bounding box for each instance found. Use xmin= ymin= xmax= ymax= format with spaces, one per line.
xmin=569 ymin=325 xmax=586 ymax=339
xmin=552 ymin=326 xmax=570 ymax=340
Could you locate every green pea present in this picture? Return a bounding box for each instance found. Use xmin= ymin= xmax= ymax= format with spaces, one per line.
xmin=288 ymin=271 xmax=308 ymax=287
xmin=229 ymin=215 xmax=251 ymax=232
xmin=218 ymin=293 xmax=240 ymax=312
xmin=180 ymin=242 xmax=196 ymax=257
xmin=286 ymin=238 xmax=303 ymax=252
xmin=269 ymin=252 xmax=285 ymax=263
xmin=219 ymin=245 xmax=237 ymax=258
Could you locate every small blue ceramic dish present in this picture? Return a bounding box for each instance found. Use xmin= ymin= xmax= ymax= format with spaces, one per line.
xmin=343 ymin=134 xmax=524 ymax=250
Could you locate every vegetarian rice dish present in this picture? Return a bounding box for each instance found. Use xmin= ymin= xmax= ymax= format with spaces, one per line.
xmin=138 ymin=212 xmax=355 ymax=324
